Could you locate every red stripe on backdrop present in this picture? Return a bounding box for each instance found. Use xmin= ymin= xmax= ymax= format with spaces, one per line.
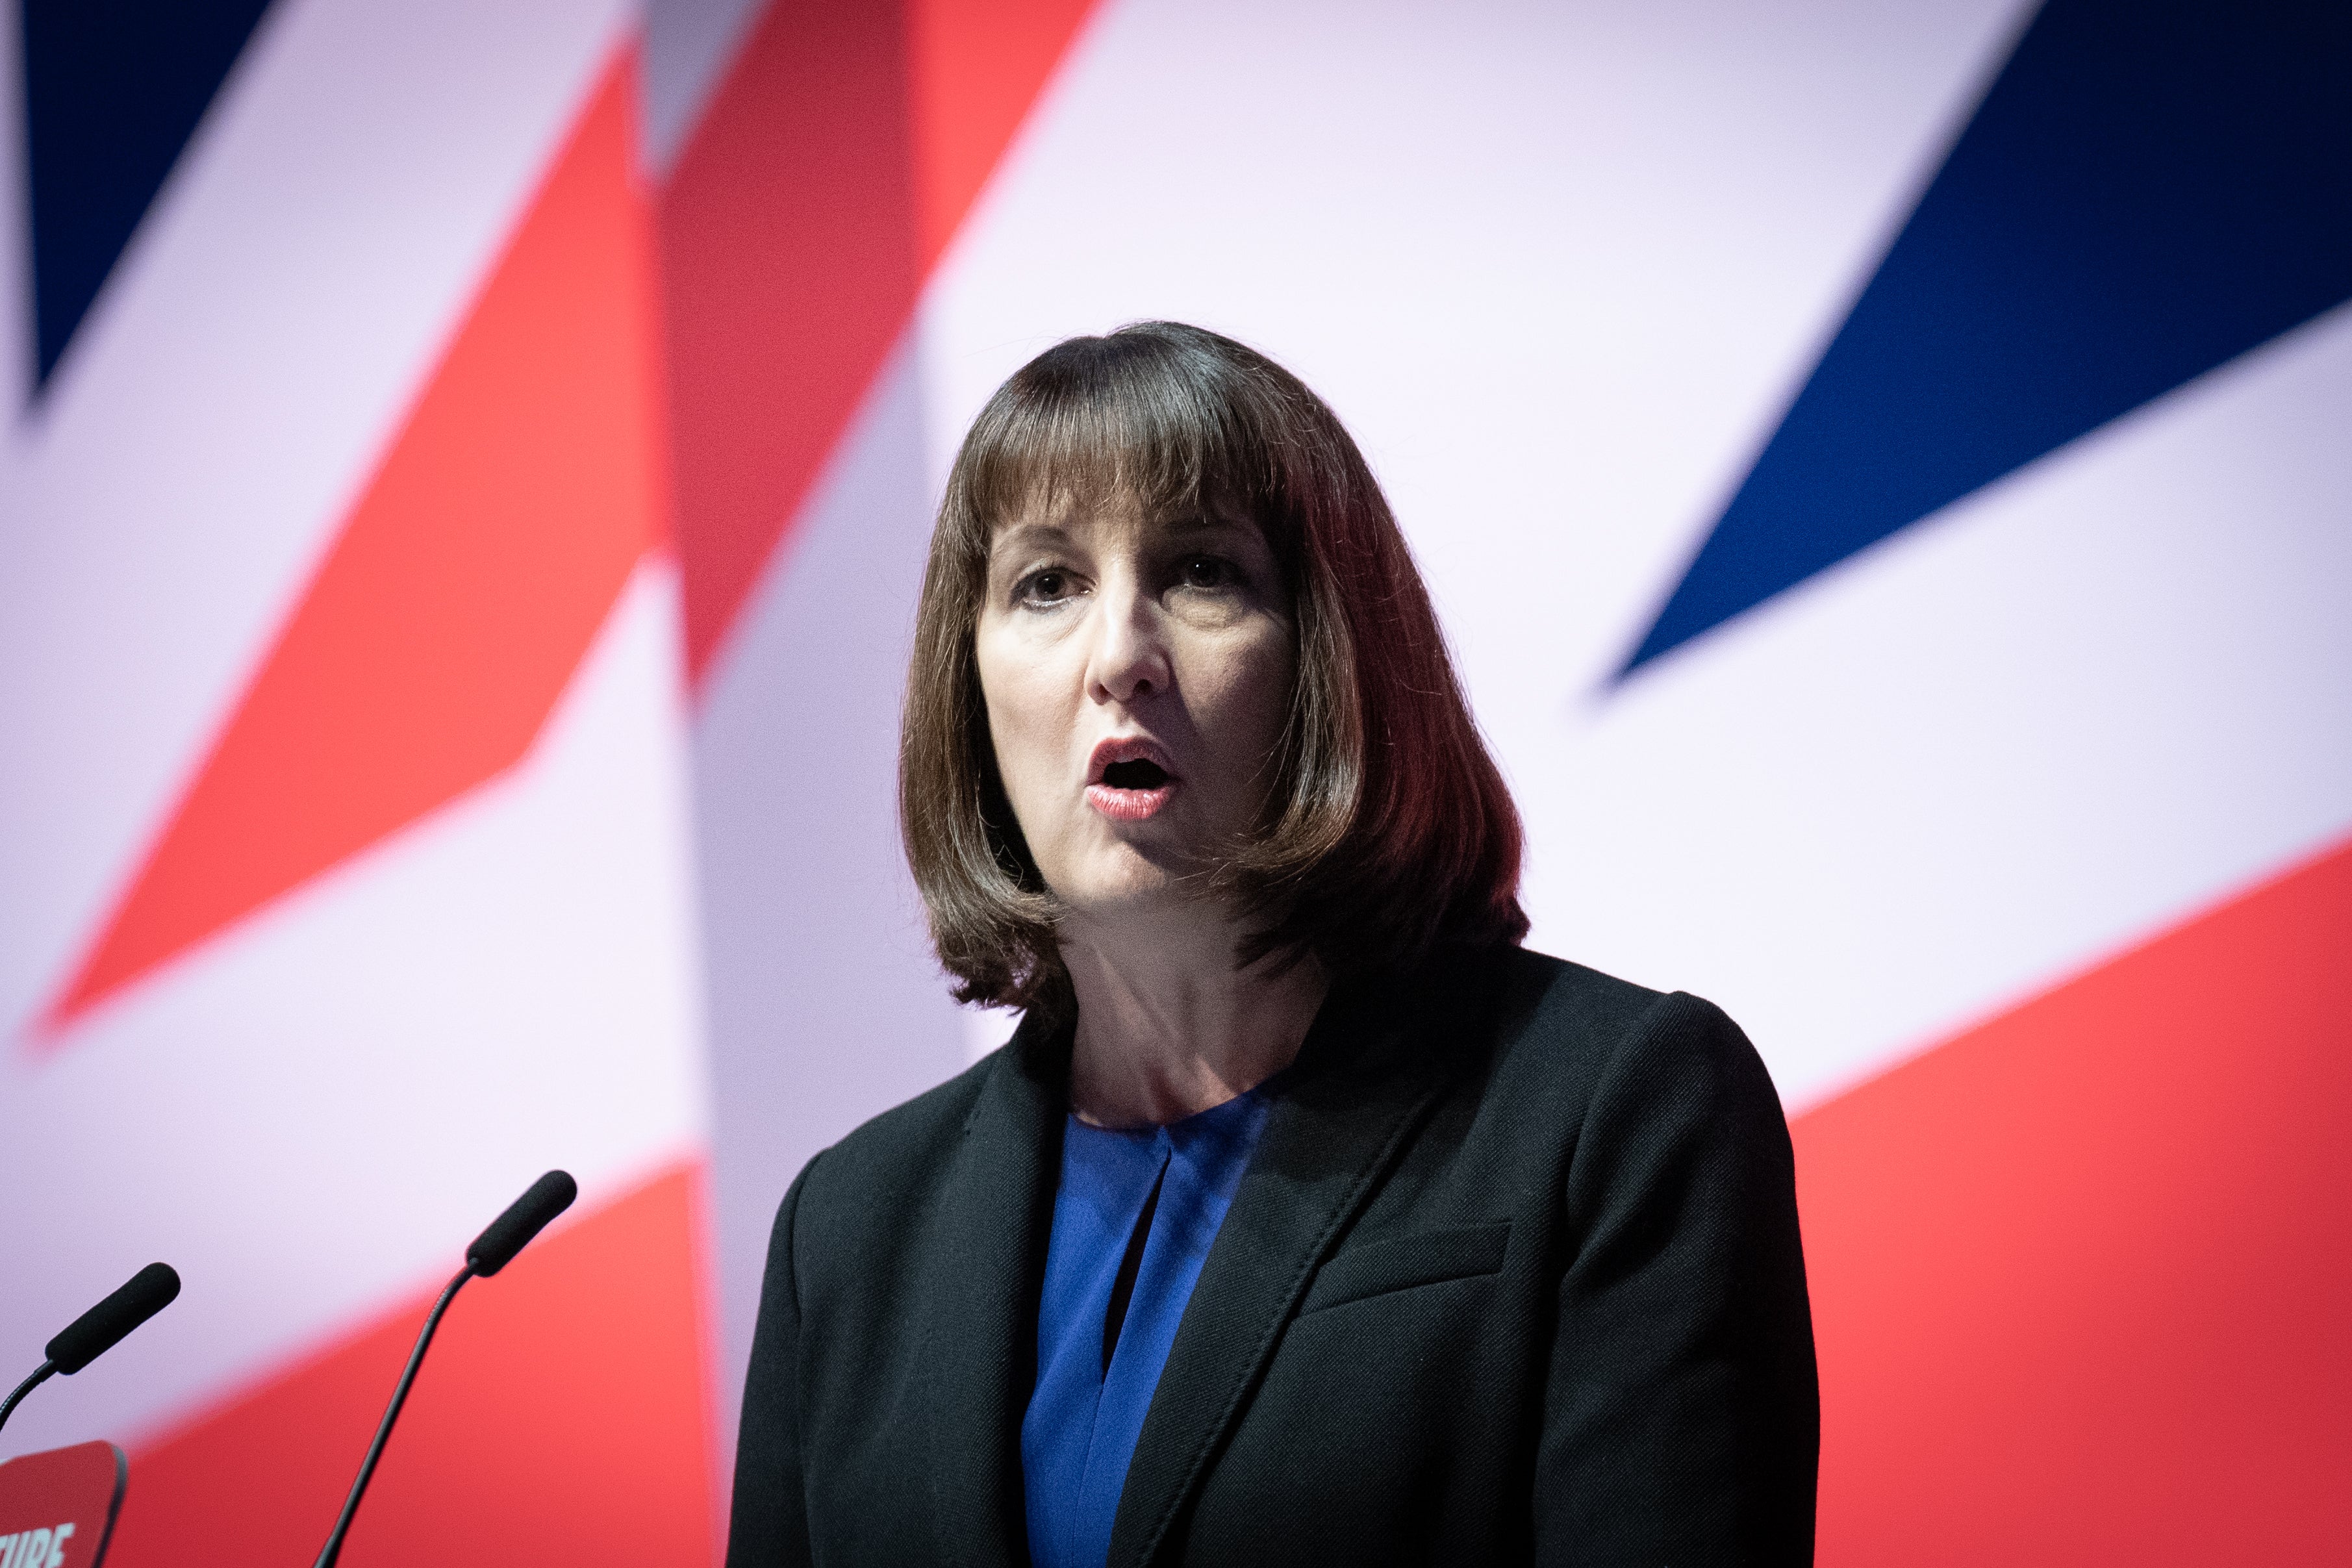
xmin=1798 ymin=835 xmax=2352 ymax=1563
xmin=107 ymin=1164 xmax=719 ymax=1567
xmin=659 ymin=0 xmax=1100 ymax=686
xmin=657 ymin=0 xmax=918 ymax=686
xmin=906 ymin=0 xmax=1099 ymax=270
xmin=42 ymin=49 xmax=668 ymax=1033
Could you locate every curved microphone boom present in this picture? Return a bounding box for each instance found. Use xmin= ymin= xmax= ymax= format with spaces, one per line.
xmin=0 ymin=1263 xmax=181 ymax=1439
xmin=313 ymin=1170 xmax=575 ymax=1568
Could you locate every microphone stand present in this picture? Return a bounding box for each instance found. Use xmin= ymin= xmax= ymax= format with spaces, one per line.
xmin=307 ymin=1169 xmax=570 ymax=1564
xmin=0 ymin=1261 xmax=181 ymax=1443
xmin=311 ymin=1263 xmax=476 ymax=1568
xmin=0 ymin=1361 xmax=57 ymax=1439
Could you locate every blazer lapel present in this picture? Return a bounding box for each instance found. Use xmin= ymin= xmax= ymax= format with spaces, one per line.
xmin=1105 ymin=972 xmax=1463 ymax=1567
xmin=921 ymin=1017 xmax=1069 ymax=1567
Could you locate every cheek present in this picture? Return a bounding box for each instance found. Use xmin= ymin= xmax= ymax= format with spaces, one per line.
xmin=1191 ymin=628 xmax=1297 ymax=770
xmin=975 ymin=627 xmax=1073 ymax=805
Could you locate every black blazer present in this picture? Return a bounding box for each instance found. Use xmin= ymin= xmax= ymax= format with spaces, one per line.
xmin=728 ymin=945 xmax=1818 ymax=1566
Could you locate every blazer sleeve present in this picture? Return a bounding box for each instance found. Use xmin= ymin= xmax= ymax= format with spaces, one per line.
xmin=1536 ymin=991 xmax=1820 ymax=1566
xmin=726 ymin=1155 xmax=820 ymax=1568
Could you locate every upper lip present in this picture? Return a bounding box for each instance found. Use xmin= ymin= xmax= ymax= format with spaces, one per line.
xmin=1087 ymin=735 xmax=1178 ymax=785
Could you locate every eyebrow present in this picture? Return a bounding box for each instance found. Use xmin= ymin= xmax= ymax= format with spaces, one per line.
xmin=989 ymin=521 xmax=1076 ymax=559
xmin=987 ymin=511 xmax=1258 ymax=563
xmin=1157 ymin=513 xmax=1254 ymax=540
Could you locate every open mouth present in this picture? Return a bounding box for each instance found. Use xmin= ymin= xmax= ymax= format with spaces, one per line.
xmin=1100 ymin=758 xmax=1169 ymax=790
xmin=1087 ymin=741 xmax=1178 ymax=821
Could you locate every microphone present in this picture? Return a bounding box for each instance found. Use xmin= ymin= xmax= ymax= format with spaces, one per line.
xmin=313 ymin=1171 xmax=575 ymax=1568
xmin=0 ymin=1263 xmax=181 ymax=1439
xmin=465 ymin=1169 xmax=577 ymax=1277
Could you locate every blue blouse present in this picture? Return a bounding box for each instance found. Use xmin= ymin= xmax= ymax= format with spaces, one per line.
xmin=1020 ymin=1089 xmax=1273 ymax=1568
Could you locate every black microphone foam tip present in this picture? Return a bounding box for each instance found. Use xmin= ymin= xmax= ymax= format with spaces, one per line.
xmin=466 ymin=1170 xmax=576 ymax=1277
xmin=47 ymin=1263 xmax=181 ymax=1375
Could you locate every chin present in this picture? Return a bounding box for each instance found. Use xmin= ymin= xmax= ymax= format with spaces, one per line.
xmin=1049 ymin=845 xmax=1191 ymax=920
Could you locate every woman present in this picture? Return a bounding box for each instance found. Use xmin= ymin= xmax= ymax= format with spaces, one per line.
xmin=728 ymin=323 xmax=1817 ymax=1567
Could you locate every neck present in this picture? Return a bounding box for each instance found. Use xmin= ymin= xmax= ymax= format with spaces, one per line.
xmin=1059 ymin=903 xmax=1329 ymax=1128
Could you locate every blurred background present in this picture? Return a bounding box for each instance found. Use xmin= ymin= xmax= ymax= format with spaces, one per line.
xmin=1 ymin=0 xmax=2346 ymax=1560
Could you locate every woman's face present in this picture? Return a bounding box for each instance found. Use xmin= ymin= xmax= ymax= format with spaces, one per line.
xmin=976 ymin=499 xmax=1295 ymax=921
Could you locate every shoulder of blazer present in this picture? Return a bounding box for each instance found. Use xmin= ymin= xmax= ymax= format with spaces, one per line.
xmin=1478 ymin=948 xmax=1758 ymax=1083
xmin=1428 ymin=948 xmax=1777 ymax=1177
xmin=1484 ymin=946 xmax=1677 ymax=1065
xmin=790 ymin=1047 xmax=1005 ymax=1240
xmin=788 ymin=1017 xmax=1072 ymax=1271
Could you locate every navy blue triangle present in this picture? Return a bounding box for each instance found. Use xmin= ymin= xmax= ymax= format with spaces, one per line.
xmin=20 ymin=0 xmax=278 ymax=390
xmin=1619 ymin=0 xmax=2352 ymax=678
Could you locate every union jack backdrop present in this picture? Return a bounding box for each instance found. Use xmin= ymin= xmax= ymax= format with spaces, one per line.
xmin=0 ymin=1 xmax=2344 ymax=1562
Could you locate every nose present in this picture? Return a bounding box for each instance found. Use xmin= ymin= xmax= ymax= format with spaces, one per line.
xmin=1085 ymin=571 xmax=1171 ymax=707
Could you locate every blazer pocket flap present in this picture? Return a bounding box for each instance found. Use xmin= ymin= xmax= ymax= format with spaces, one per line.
xmin=1300 ymin=1221 xmax=1511 ymax=1315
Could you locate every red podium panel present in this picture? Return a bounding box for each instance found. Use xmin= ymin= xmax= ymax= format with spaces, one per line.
xmin=0 ymin=1443 xmax=126 ymax=1568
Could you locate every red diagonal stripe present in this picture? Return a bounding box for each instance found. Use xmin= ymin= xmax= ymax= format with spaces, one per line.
xmin=906 ymin=0 xmax=1099 ymax=271
xmin=1798 ymin=835 xmax=2352 ymax=1563
xmin=42 ymin=50 xmax=666 ymax=1031
xmin=661 ymin=0 xmax=1100 ymax=686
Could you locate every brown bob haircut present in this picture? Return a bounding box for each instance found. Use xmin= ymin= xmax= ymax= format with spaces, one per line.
xmin=900 ymin=321 xmax=1526 ymax=1022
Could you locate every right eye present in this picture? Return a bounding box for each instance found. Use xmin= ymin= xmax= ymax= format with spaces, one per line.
xmin=1016 ymin=568 xmax=1079 ymax=608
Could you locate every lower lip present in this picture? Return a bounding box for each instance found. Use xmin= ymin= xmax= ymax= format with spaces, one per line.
xmin=1086 ymin=781 xmax=1176 ymax=822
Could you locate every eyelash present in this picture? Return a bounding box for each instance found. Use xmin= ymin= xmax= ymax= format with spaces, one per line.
xmin=1011 ymin=556 xmax=1241 ymax=609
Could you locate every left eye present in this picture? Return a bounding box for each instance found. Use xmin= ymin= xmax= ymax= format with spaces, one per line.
xmin=1180 ymin=556 xmax=1232 ymax=589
